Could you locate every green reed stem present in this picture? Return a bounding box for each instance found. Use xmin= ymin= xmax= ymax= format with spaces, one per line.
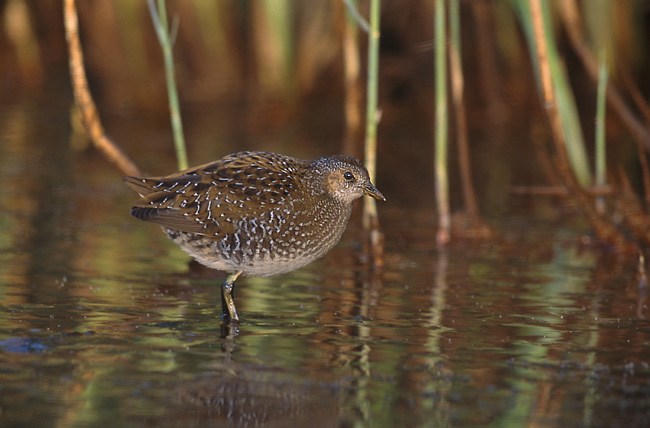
xmin=148 ymin=0 xmax=188 ymax=171
xmin=363 ymin=0 xmax=381 ymax=230
xmin=434 ymin=0 xmax=449 ymax=246
xmin=595 ymin=52 xmax=608 ymax=211
xmin=343 ymin=0 xmax=370 ymax=33
xmin=257 ymin=0 xmax=295 ymax=99
xmin=513 ymin=0 xmax=591 ymax=187
xmin=595 ymin=57 xmax=608 ymax=184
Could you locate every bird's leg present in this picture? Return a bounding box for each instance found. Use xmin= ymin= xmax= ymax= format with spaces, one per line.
xmin=221 ymin=270 xmax=242 ymax=322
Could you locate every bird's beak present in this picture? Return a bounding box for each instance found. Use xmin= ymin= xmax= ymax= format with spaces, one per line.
xmin=363 ymin=184 xmax=386 ymax=201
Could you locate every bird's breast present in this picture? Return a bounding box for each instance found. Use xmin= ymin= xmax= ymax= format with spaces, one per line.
xmin=166 ymin=199 xmax=354 ymax=277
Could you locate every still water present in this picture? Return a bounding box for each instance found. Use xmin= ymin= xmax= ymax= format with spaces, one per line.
xmin=1 ymin=88 xmax=649 ymax=427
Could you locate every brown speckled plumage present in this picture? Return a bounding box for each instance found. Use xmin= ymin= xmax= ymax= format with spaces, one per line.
xmin=124 ymin=151 xmax=385 ymax=321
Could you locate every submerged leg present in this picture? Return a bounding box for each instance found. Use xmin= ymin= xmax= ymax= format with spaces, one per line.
xmin=221 ymin=270 xmax=243 ymax=322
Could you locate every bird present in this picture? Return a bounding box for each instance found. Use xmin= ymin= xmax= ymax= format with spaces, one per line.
xmin=124 ymin=151 xmax=385 ymax=322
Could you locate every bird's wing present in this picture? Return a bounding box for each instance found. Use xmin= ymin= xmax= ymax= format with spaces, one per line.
xmin=125 ymin=152 xmax=306 ymax=236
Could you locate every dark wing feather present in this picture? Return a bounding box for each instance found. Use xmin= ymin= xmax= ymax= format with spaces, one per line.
xmin=126 ymin=172 xmax=213 ymax=233
xmin=125 ymin=152 xmax=308 ymax=236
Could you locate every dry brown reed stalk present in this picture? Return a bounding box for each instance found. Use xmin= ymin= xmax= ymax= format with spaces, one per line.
xmin=528 ymin=0 xmax=627 ymax=247
xmin=556 ymin=0 xmax=650 ymax=247
xmin=620 ymin=69 xmax=650 ymax=211
xmin=63 ymin=0 xmax=141 ymax=177
xmin=557 ymin=0 xmax=650 ymax=153
xmin=339 ymin=0 xmax=363 ymax=158
xmin=635 ymin=141 xmax=650 ymax=213
xmin=448 ymin=0 xmax=492 ymax=238
xmin=469 ymin=0 xmax=503 ymax=117
xmin=448 ymin=0 xmax=473 ymax=215
xmin=613 ymin=169 xmax=650 ymax=248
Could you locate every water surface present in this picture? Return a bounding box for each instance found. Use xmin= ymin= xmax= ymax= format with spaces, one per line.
xmin=1 ymin=87 xmax=649 ymax=428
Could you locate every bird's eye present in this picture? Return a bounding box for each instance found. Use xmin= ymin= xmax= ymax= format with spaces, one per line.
xmin=344 ymin=171 xmax=355 ymax=181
